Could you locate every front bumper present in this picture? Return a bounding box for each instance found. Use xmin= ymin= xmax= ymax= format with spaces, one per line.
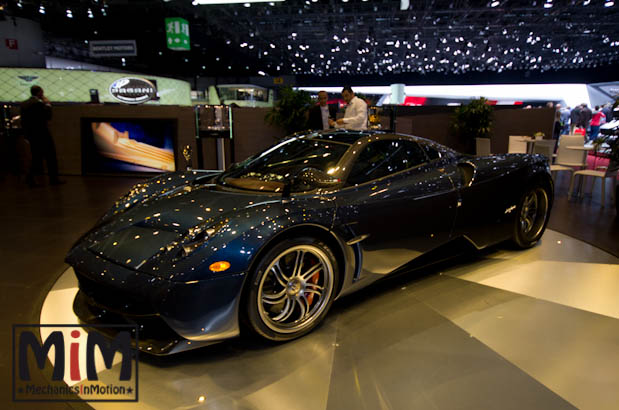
xmin=67 ymin=248 xmax=247 ymax=355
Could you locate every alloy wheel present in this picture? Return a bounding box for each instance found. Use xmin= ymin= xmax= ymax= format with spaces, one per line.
xmin=257 ymin=245 xmax=334 ymax=334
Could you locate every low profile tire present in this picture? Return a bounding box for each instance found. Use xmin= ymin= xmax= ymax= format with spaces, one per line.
xmin=244 ymin=237 xmax=339 ymax=342
xmin=512 ymin=184 xmax=551 ymax=248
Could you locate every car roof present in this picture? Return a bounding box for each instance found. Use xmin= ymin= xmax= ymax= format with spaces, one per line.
xmin=306 ymin=129 xmax=442 ymax=148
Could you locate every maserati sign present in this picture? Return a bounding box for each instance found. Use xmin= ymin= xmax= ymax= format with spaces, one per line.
xmin=109 ymin=77 xmax=156 ymax=104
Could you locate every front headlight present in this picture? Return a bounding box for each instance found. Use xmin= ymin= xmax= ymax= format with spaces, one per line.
xmin=174 ymin=218 xmax=229 ymax=260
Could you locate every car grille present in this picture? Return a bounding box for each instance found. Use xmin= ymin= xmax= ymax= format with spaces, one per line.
xmin=75 ymin=269 xmax=156 ymax=316
xmin=73 ymin=290 xmax=183 ymax=355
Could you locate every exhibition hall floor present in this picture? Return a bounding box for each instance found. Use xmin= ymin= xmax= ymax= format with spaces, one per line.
xmin=1 ymin=175 xmax=618 ymax=410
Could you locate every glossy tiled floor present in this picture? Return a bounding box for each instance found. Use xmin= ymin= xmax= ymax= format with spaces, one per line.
xmin=41 ymin=230 xmax=618 ymax=410
xmin=1 ymin=174 xmax=618 ymax=410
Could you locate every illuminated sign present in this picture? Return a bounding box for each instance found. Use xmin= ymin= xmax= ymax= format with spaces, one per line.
xmin=165 ymin=18 xmax=190 ymax=51
xmin=109 ymin=77 xmax=157 ymax=104
xmin=89 ymin=40 xmax=137 ymax=57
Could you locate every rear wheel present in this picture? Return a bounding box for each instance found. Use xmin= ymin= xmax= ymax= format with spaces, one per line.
xmin=244 ymin=237 xmax=338 ymax=341
xmin=512 ymin=185 xmax=550 ymax=248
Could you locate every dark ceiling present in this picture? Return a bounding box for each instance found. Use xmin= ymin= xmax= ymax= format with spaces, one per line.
xmin=3 ymin=0 xmax=618 ymax=83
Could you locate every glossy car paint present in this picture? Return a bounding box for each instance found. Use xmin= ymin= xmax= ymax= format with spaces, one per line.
xmin=66 ymin=131 xmax=553 ymax=354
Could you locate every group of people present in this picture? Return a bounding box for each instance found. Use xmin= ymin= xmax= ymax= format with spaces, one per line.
xmin=557 ymin=103 xmax=613 ymax=141
xmin=307 ymin=87 xmax=368 ymax=131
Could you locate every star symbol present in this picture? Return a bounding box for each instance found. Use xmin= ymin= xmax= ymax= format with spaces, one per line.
xmin=127 ymin=387 xmax=133 ymax=394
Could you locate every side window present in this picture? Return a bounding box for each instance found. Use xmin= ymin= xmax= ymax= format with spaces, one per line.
xmin=347 ymin=140 xmax=427 ymax=185
xmin=421 ymin=143 xmax=442 ymax=160
xmin=420 ymin=142 xmax=453 ymax=160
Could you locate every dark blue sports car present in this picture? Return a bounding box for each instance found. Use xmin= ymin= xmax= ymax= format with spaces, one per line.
xmin=66 ymin=130 xmax=553 ymax=354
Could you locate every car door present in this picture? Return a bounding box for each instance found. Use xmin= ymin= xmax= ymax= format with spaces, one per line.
xmin=335 ymin=138 xmax=458 ymax=278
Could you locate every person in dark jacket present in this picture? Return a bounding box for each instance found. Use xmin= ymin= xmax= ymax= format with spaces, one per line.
xmin=20 ymin=85 xmax=63 ymax=186
xmin=577 ymin=103 xmax=592 ymax=140
xmin=307 ymin=91 xmax=338 ymax=130
xmin=602 ymin=103 xmax=613 ymax=122
xmin=569 ymin=105 xmax=581 ymax=134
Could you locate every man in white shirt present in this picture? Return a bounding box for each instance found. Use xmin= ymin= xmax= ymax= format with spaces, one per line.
xmin=329 ymin=87 xmax=368 ymax=130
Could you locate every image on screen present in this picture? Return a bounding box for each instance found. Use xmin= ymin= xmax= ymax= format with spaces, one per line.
xmin=82 ymin=119 xmax=176 ymax=174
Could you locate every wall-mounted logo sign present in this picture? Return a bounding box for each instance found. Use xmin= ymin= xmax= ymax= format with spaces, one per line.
xmin=90 ymin=40 xmax=137 ymax=57
xmin=5 ymin=39 xmax=18 ymax=50
xmin=109 ymin=77 xmax=157 ymax=104
xmin=165 ymin=17 xmax=190 ymax=51
xmin=17 ymin=75 xmax=38 ymax=82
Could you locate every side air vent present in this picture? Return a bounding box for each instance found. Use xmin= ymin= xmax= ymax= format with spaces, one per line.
xmin=457 ymin=162 xmax=476 ymax=187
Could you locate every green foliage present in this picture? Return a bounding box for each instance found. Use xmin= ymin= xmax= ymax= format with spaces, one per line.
xmin=451 ymin=97 xmax=494 ymax=141
xmin=265 ymin=86 xmax=313 ymax=135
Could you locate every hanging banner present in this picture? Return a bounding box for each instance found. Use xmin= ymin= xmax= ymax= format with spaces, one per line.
xmin=165 ymin=18 xmax=190 ymax=51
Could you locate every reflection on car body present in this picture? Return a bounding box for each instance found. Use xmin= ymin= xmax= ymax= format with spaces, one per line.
xmin=66 ymin=130 xmax=553 ymax=354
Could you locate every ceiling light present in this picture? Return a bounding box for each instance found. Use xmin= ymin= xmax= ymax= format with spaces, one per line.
xmin=604 ymin=1 xmax=614 ymax=6
xmin=66 ymin=9 xmax=73 ymax=18
xmin=490 ymin=1 xmax=500 ymax=7
xmin=39 ymin=5 xmax=45 ymax=14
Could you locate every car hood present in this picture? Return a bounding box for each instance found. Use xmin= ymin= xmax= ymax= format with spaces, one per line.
xmin=82 ymin=186 xmax=281 ymax=271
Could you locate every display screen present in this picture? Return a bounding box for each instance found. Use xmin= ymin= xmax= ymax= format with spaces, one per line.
xmin=82 ymin=118 xmax=176 ymax=174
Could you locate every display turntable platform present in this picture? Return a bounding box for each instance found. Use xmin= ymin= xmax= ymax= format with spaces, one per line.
xmin=41 ymin=229 xmax=619 ymax=410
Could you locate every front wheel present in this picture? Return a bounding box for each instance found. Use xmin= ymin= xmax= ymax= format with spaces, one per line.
xmin=244 ymin=237 xmax=339 ymax=341
xmin=512 ymin=185 xmax=550 ymax=248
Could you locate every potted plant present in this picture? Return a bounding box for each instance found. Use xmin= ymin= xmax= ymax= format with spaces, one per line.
xmin=265 ymin=86 xmax=313 ymax=136
xmin=450 ymin=97 xmax=493 ymax=154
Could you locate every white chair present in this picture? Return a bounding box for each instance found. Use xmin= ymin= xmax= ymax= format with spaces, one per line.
xmin=532 ymin=139 xmax=555 ymax=162
xmin=551 ymin=134 xmax=586 ymax=182
xmin=476 ymin=138 xmax=491 ymax=156
xmin=569 ymin=162 xmax=618 ymax=207
xmin=508 ymin=136 xmax=527 ymax=153
xmin=555 ymin=134 xmax=586 ymax=166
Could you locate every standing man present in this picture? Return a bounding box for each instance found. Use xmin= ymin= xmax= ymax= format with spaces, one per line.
xmin=560 ymin=105 xmax=570 ymax=136
xmin=329 ymin=86 xmax=368 ymax=130
xmin=602 ymin=103 xmax=613 ymax=123
xmin=308 ymin=91 xmax=338 ymax=130
xmin=21 ymin=85 xmax=63 ymax=186
xmin=577 ymin=103 xmax=592 ymax=140
xmin=569 ymin=105 xmax=581 ymax=134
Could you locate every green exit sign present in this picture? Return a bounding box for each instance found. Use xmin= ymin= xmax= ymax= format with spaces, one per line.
xmin=165 ymin=17 xmax=190 ymax=51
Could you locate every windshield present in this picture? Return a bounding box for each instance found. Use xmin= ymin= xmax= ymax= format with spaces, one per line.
xmin=217 ymin=137 xmax=349 ymax=192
